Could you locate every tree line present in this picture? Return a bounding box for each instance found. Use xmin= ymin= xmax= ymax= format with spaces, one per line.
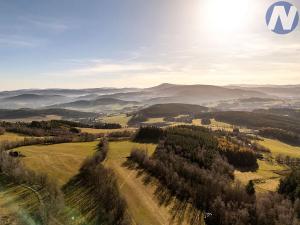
xmin=259 ymin=128 xmax=300 ymax=146
xmin=63 ymin=138 xmax=131 ymax=225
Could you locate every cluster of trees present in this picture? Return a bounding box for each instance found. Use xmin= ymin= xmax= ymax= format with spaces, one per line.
xmin=259 ymin=128 xmax=300 ymax=146
xmin=0 ymin=120 xmax=121 ymax=138
xmin=129 ymin=126 xmax=300 ymax=225
xmin=64 ymin=138 xmax=131 ymax=225
xmin=2 ymin=121 xmax=75 ymax=137
xmin=0 ymin=134 xmax=97 ymax=153
xmin=0 ymin=147 xmax=64 ymax=224
xmin=107 ymin=130 xmax=134 ymax=140
xmin=201 ymin=118 xmax=211 ymax=125
xmin=276 ymin=155 xmax=300 ymax=167
xmin=279 ymin=169 xmax=300 ymax=202
xmin=0 ymin=127 xmax=4 ymax=135
xmin=133 ymin=126 xmax=164 ymax=143
xmin=218 ymin=137 xmax=258 ymax=169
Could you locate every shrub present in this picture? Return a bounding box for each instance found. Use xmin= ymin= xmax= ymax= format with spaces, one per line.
xmin=0 ymin=127 xmax=5 ymax=135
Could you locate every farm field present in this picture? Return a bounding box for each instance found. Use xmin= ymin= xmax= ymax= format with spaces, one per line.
xmin=100 ymin=114 xmax=131 ymax=127
xmin=0 ymin=132 xmax=28 ymax=143
xmin=16 ymin=141 xmax=98 ymax=186
xmin=258 ymin=138 xmax=300 ymax=158
xmin=106 ymin=141 xmax=191 ymax=225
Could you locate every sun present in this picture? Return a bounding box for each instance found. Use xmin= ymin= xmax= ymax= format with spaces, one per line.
xmin=201 ymin=0 xmax=251 ymax=34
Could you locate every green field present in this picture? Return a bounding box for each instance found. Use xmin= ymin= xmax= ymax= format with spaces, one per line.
xmin=259 ymin=138 xmax=300 ymax=158
xmin=16 ymin=142 xmax=98 ymax=186
xmin=100 ymin=114 xmax=131 ymax=127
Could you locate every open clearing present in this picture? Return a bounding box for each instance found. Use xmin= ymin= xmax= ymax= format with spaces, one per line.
xmin=259 ymin=138 xmax=300 ymax=158
xmin=16 ymin=142 xmax=98 ymax=186
xmin=100 ymin=114 xmax=131 ymax=127
xmin=106 ymin=141 xmax=190 ymax=225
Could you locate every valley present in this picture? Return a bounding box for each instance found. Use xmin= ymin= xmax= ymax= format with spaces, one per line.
xmin=0 ymin=83 xmax=300 ymax=225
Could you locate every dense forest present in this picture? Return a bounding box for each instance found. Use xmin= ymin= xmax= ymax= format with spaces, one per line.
xmin=129 ymin=103 xmax=208 ymax=125
xmin=0 ymin=120 xmax=120 ymax=137
xmin=129 ymin=126 xmax=300 ymax=225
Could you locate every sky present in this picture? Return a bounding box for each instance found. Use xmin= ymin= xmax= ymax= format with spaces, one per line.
xmin=0 ymin=0 xmax=300 ymax=90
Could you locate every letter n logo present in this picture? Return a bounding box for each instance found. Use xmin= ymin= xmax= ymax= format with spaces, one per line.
xmin=266 ymin=1 xmax=299 ymax=34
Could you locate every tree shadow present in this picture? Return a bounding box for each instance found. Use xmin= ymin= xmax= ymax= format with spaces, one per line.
xmin=122 ymin=160 xmax=204 ymax=225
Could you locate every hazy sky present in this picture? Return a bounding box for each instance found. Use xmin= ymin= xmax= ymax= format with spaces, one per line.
xmin=0 ymin=0 xmax=299 ymax=90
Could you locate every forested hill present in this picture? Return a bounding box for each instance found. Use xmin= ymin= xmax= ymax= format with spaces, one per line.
xmin=0 ymin=108 xmax=97 ymax=120
xmin=136 ymin=103 xmax=209 ymax=118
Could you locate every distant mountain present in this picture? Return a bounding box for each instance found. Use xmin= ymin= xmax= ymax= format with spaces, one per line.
xmin=52 ymin=98 xmax=139 ymax=109
xmin=2 ymin=94 xmax=65 ymax=102
xmin=226 ymin=85 xmax=300 ymax=98
xmin=1 ymin=83 xmax=296 ymax=111
xmin=0 ymin=108 xmax=97 ymax=120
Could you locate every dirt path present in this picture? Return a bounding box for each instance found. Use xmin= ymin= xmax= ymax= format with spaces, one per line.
xmin=106 ymin=160 xmax=172 ymax=225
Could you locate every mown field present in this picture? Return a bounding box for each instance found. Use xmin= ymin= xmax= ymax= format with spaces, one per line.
xmin=106 ymin=141 xmax=166 ymax=225
xmin=16 ymin=141 xmax=98 ymax=186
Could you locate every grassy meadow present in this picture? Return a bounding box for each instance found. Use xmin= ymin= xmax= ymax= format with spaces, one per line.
xmin=16 ymin=141 xmax=98 ymax=186
xmin=258 ymin=138 xmax=300 ymax=158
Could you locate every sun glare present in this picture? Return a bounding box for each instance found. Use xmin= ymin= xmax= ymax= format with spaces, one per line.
xmin=201 ymin=0 xmax=251 ymax=34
